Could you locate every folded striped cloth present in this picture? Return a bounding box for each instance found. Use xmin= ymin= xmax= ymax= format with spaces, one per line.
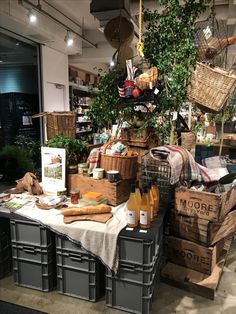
xmin=87 ymin=148 xmax=100 ymax=175
xmin=150 ymin=145 xmax=221 ymax=184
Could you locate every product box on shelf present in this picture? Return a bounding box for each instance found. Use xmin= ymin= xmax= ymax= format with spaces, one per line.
xmin=175 ymin=186 xmax=236 ymax=222
xmin=167 ymin=236 xmax=225 ymax=275
xmin=67 ymin=174 xmax=132 ymax=206
xmin=55 ymin=234 xmax=105 ymax=302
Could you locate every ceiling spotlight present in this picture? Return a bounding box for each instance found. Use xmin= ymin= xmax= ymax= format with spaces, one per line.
xmin=0 ymin=59 xmax=3 ymax=63
xmin=110 ymin=50 xmax=118 ymax=68
xmin=64 ymin=31 xmax=74 ymax=47
xmin=27 ymin=9 xmax=37 ymax=23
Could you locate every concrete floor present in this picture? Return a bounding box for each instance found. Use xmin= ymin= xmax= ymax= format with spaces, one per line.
xmin=0 ymin=240 xmax=236 ymax=314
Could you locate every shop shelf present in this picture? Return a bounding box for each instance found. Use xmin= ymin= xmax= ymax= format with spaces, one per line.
xmin=55 ymin=234 xmax=105 ymax=301
xmin=106 ymin=255 xmax=161 ymax=314
xmin=12 ymin=242 xmax=56 ymax=291
xmin=10 ymin=218 xmax=54 ymax=247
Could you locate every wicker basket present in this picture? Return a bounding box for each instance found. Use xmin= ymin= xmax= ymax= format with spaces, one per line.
xmin=135 ymin=67 xmax=158 ymax=91
xmin=181 ymin=132 xmax=196 ymax=152
xmin=33 ymin=111 xmax=76 ymax=139
xmin=187 ymin=62 xmax=236 ymax=113
xmin=100 ymin=140 xmax=138 ymax=180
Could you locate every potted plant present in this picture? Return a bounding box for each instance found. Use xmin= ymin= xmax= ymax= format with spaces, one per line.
xmin=143 ymin=0 xmax=208 ymax=143
xmin=44 ymin=135 xmax=88 ymax=166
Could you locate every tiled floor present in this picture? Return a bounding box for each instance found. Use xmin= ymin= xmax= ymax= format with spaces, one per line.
xmin=0 ymin=240 xmax=236 ymax=314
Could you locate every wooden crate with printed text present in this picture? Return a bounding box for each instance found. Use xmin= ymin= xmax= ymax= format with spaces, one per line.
xmin=175 ymin=186 xmax=236 ymax=222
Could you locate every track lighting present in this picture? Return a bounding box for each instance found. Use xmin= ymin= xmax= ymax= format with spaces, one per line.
xmin=27 ymin=8 xmax=37 ymax=23
xmin=64 ymin=31 xmax=74 ymax=47
xmin=110 ymin=50 xmax=118 ymax=68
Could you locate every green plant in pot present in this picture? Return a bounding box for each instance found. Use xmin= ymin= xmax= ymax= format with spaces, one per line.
xmin=143 ymin=0 xmax=208 ymax=143
xmin=44 ymin=135 xmax=88 ymax=166
xmin=0 ymin=145 xmax=35 ymax=182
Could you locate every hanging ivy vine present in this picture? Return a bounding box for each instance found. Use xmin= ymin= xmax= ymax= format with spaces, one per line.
xmin=144 ymin=0 xmax=208 ymax=112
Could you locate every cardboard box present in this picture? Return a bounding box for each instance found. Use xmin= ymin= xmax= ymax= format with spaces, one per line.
xmin=175 ymin=186 xmax=236 ymax=222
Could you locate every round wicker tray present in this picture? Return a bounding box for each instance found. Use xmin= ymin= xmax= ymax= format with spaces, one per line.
xmin=35 ymin=200 xmax=65 ymax=210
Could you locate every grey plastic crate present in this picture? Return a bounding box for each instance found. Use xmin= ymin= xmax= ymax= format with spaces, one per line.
xmin=106 ymin=257 xmax=161 ymax=314
xmin=10 ymin=219 xmax=54 ymax=247
xmin=107 ymin=245 xmax=163 ymax=286
xmin=56 ymin=233 xmax=88 ymax=254
xmin=12 ymin=242 xmax=55 ymax=291
xmin=56 ymin=234 xmax=105 ymax=301
xmin=118 ymin=213 xmax=165 ymax=266
xmin=0 ymin=232 xmax=12 ymax=279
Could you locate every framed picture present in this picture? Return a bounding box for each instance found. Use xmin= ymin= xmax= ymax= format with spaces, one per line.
xmin=41 ymin=147 xmax=66 ymax=193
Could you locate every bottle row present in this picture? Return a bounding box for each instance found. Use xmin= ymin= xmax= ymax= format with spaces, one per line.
xmin=127 ymin=180 xmax=160 ymax=229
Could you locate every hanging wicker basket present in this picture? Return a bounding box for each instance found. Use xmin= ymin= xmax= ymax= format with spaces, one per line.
xmin=100 ymin=140 xmax=138 ymax=180
xmin=187 ymin=62 xmax=236 ymax=113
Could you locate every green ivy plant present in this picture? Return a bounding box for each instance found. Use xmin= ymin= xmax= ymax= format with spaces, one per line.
xmin=143 ymin=0 xmax=209 ymax=143
xmin=87 ymin=68 xmax=126 ymax=131
xmin=44 ymin=135 xmax=88 ymax=165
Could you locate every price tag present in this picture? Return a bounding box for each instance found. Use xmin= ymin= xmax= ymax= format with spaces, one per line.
xmin=126 ymin=227 xmax=134 ymax=231
xmin=139 ymin=229 xmax=148 ymax=233
xmin=154 ymin=88 xmax=159 ymax=95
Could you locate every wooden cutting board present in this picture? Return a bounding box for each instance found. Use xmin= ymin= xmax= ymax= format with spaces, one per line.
xmin=63 ymin=213 xmax=113 ymax=224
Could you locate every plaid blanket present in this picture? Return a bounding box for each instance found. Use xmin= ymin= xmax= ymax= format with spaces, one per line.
xmin=150 ymin=145 xmax=221 ymax=184
xmin=87 ymin=148 xmax=100 ymax=174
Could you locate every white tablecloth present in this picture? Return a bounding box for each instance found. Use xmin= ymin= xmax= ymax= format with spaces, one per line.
xmin=14 ymin=201 xmax=128 ymax=273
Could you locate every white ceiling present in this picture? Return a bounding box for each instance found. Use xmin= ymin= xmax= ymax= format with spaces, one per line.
xmin=0 ymin=0 xmax=236 ymax=72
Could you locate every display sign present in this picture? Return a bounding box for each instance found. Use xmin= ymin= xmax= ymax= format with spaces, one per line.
xmin=41 ymin=147 xmax=66 ymax=193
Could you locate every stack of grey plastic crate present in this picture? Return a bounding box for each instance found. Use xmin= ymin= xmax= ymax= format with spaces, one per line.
xmin=0 ymin=218 xmax=12 ymax=279
xmin=10 ymin=218 xmax=55 ymax=291
xmin=106 ymin=212 xmax=165 ymax=314
xmin=55 ymin=234 xmax=105 ymax=301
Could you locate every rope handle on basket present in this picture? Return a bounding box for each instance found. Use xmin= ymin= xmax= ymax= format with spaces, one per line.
xmin=103 ymin=139 xmax=129 ymax=156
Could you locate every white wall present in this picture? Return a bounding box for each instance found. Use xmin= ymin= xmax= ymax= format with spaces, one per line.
xmin=41 ymin=46 xmax=69 ymax=111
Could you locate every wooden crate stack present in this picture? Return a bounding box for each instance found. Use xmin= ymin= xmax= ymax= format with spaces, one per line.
xmin=161 ymin=186 xmax=236 ymax=299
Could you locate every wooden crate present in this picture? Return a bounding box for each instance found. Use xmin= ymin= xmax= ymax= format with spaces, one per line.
xmin=67 ymin=174 xmax=132 ymax=206
xmin=120 ymin=127 xmax=158 ymax=148
xmin=167 ymin=236 xmax=225 ymax=275
xmin=170 ymin=210 xmax=236 ymax=246
xmin=175 ymin=186 xmax=236 ymax=222
xmin=161 ymin=238 xmax=233 ymax=300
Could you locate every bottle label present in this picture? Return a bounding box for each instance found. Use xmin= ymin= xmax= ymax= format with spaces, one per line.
xmin=150 ymin=206 xmax=153 ymax=220
xmin=140 ymin=210 xmax=147 ymax=225
xmin=127 ymin=210 xmax=135 ymax=225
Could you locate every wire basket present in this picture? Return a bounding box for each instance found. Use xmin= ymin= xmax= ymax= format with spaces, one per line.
xmin=187 ymin=62 xmax=236 ymax=113
xmin=141 ymin=153 xmax=175 ymax=210
xmin=194 ymin=15 xmax=228 ymax=63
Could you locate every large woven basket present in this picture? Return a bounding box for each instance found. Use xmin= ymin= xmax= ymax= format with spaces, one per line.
xmin=187 ymin=62 xmax=236 ymax=113
xmin=33 ymin=111 xmax=76 ymax=139
xmin=100 ymin=140 xmax=138 ymax=180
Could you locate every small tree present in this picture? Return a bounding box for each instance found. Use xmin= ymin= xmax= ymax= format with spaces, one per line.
xmin=143 ymin=0 xmax=209 ymax=143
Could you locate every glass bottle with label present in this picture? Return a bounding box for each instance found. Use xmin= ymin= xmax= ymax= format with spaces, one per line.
xmin=147 ymin=181 xmax=154 ymax=221
xmin=127 ymin=183 xmax=139 ymax=228
xmin=151 ymin=179 xmax=160 ymax=217
xmin=139 ymin=186 xmax=151 ymax=229
xmin=135 ymin=181 xmax=142 ymax=221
